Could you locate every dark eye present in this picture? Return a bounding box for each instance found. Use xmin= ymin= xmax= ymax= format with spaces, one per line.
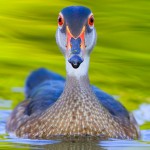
xmin=88 ymin=15 xmax=94 ymax=27
xmin=58 ymin=14 xmax=64 ymax=27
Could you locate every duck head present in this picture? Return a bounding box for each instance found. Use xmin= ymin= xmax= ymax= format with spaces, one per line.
xmin=56 ymin=6 xmax=97 ymax=77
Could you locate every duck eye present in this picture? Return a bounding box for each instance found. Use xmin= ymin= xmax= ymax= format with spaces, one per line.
xmin=58 ymin=15 xmax=64 ymax=27
xmin=88 ymin=15 xmax=94 ymax=27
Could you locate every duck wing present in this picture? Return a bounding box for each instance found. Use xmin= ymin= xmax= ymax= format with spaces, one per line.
xmin=92 ymin=86 xmax=139 ymax=135
xmin=24 ymin=68 xmax=65 ymax=116
xmin=92 ymin=86 xmax=130 ymax=120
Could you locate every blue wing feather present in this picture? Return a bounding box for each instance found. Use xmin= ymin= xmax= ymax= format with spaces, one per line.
xmin=25 ymin=68 xmax=65 ymax=98
xmin=92 ymin=86 xmax=129 ymax=119
xmin=24 ymin=68 xmax=65 ymax=115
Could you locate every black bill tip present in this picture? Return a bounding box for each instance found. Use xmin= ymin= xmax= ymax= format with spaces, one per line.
xmin=68 ymin=55 xmax=83 ymax=69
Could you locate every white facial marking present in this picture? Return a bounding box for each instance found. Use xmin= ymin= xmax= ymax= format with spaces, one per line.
xmin=85 ymin=28 xmax=97 ymax=53
xmin=56 ymin=29 xmax=66 ymax=54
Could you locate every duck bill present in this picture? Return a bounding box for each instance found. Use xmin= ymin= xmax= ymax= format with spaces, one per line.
xmin=66 ymin=26 xmax=86 ymax=69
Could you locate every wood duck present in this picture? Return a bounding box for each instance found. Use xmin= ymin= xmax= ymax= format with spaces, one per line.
xmin=6 ymin=6 xmax=140 ymax=140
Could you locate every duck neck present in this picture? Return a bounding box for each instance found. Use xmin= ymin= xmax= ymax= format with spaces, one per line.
xmin=64 ymin=56 xmax=93 ymax=96
xmin=65 ymin=75 xmax=91 ymax=93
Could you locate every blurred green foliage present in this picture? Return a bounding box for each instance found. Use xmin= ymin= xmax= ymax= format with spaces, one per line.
xmin=0 ymin=0 xmax=150 ymax=121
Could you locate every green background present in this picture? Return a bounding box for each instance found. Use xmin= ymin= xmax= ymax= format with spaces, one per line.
xmin=0 ymin=0 xmax=150 ymax=130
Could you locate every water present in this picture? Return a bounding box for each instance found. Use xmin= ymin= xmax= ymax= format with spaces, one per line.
xmin=0 ymin=99 xmax=150 ymax=150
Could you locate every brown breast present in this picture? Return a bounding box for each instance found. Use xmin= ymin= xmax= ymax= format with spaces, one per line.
xmin=14 ymin=76 xmax=139 ymax=139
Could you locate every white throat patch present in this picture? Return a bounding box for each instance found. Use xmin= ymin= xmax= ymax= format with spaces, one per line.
xmin=66 ymin=56 xmax=90 ymax=79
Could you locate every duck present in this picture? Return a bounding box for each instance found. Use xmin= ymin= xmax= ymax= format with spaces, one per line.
xmin=6 ymin=6 xmax=140 ymax=140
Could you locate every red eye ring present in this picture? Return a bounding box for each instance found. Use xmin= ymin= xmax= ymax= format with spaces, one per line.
xmin=58 ymin=14 xmax=64 ymax=27
xmin=88 ymin=15 xmax=94 ymax=27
